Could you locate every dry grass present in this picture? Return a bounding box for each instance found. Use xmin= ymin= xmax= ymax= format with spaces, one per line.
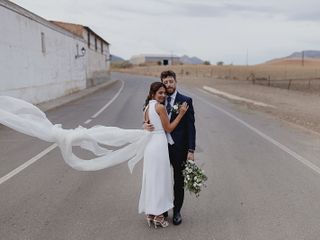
xmin=265 ymin=58 xmax=320 ymax=66
xmin=114 ymin=62 xmax=320 ymax=92
xmin=113 ymin=62 xmax=320 ymax=133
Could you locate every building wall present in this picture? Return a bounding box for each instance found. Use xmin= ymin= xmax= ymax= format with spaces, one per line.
xmin=145 ymin=57 xmax=179 ymax=65
xmin=130 ymin=55 xmax=180 ymax=65
xmin=49 ymin=22 xmax=111 ymax=85
xmin=130 ymin=55 xmax=146 ymax=65
xmin=83 ymin=30 xmax=110 ymax=86
xmin=1 ymin=1 xmax=89 ymax=104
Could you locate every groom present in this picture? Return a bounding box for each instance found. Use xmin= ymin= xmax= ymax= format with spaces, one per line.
xmin=146 ymin=70 xmax=196 ymax=225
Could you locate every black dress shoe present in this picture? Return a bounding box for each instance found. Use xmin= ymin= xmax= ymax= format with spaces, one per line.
xmin=173 ymin=212 xmax=182 ymax=225
xmin=163 ymin=211 xmax=168 ymax=218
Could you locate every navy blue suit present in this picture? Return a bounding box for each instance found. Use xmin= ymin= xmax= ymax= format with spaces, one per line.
xmin=169 ymin=92 xmax=196 ymax=213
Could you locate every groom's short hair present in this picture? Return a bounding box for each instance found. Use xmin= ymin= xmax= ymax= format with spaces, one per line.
xmin=160 ymin=70 xmax=176 ymax=81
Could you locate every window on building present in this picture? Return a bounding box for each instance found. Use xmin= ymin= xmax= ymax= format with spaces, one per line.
xmin=41 ymin=32 xmax=46 ymax=54
xmin=95 ymin=37 xmax=97 ymax=51
xmin=87 ymin=32 xmax=90 ymax=48
xmin=76 ymin=43 xmax=79 ymax=56
xmin=101 ymin=41 xmax=103 ymax=54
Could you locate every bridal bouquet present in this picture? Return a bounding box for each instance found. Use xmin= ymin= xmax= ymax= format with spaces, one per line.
xmin=182 ymin=160 xmax=208 ymax=198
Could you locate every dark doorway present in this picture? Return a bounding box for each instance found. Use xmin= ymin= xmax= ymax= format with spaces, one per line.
xmin=163 ymin=59 xmax=169 ymax=65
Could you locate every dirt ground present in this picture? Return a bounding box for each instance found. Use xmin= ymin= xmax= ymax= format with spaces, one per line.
xmin=183 ymin=76 xmax=320 ymax=135
xmin=115 ymin=69 xmax=320 ymax=135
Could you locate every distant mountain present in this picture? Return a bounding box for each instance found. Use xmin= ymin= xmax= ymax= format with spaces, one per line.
xmin=287 ymin=50 xmax=320 ymax=59
xmin=111 ymin=54 xmax=125 ymax=63
xmin=264 ymin=50 xmax=320 ymax=66
xmin=180 ymin=55 xmax=204 ymax=64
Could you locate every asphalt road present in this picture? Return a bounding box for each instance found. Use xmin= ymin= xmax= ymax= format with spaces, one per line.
xmin=1 ymin=72 xmax=320 ymax=240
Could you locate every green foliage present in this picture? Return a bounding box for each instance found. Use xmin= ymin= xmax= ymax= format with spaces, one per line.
xmin=182 ymin=160 xmax=208 ymax=197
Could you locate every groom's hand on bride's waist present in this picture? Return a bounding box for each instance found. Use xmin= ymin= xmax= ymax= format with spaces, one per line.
xmin=143 ymin=122 xmax=154 ymax=132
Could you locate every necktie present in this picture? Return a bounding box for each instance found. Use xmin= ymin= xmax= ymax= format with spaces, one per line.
xmin=166 ymin=96 xmax=172 ymax=114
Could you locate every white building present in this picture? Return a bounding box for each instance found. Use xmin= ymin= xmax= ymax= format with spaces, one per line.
xmin=51 ymin=21 xmax=111 ymax=87
xmin=130 ymin=54 xmax=181 ymax=66
xmin=0 ymin=0 xmax=110 ymax=104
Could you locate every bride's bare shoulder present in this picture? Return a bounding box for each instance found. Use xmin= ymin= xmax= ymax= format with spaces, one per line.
xmin=155 ymin=103 xmax=165 ymax=114
xmin=155 ymin=103 xmax=165 ymax=109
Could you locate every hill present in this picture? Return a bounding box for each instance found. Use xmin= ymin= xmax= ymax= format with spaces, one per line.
xmin=111 ymin=54 xmax=125 ymax=63
xmin=180 ymin=55 xmax=204 ymax=64
xmin=264 ymin=50 xmax=320 ymax=66
xmin=287 ymin=50 xmax=320 ymax=59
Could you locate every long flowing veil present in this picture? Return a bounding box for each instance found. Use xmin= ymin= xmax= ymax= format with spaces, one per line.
xmin=0 ymin=96 xmax=151 ymax=172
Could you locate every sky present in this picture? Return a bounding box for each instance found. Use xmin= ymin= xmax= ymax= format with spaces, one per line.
xmin=11 ymin=0 xmax=320 ymax=65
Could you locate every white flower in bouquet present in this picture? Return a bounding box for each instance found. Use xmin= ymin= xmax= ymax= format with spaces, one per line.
xmin=182 ymin=160 xmax=208 ymax=198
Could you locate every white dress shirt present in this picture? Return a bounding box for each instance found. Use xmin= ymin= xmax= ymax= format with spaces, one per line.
xmin=166 ymin=90 xmax=177 ymax=119
xmin=165 ymin=90 xmax=177 ymax=145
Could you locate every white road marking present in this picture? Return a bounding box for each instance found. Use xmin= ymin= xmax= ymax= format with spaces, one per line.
xmin=198 ymin=89 xmax=214 ymax=96
xmin=84 ymin=119 xmax=92 ymax=124
xmin=0 ymin=80 xmax=124 ymax=185
xmin=203 ymin=85 xmax=276 ymax=108
xmin=0 ymin=144 xmax=57 ymax=185
xmin=91 ymin=80 xmax=124 ymax=119
xmin=188 ymin=89 xmax=320 ymax=176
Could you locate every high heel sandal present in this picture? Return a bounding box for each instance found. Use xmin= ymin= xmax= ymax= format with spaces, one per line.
xmin=146 ymin=215 xmax=154 ymax=227
xmin=153 ymin=215 xmax=169 ymax=228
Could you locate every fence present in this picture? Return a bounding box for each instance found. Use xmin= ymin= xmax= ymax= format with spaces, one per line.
xmin=248 ymin=73 xmax=320 ymax=91
xmin=115 ymin=64 xmax=320 ymax=92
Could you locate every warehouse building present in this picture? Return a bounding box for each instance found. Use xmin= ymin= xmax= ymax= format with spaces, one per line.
xmin=130 ymin=54 xmax=181 ymax=66
xmin=0 ymin=0 xmax=110 ymax=103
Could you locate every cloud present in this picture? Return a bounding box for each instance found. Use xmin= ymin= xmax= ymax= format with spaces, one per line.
xmin=178 ymin=3 xmax=275 ymax=18
xmin=9 ymin=0 xmax=320 ymax=64
xmin=154 ymin=1 xmax=276 ymax=18
xmin=287 ymin=9 xmax=320 ymax=21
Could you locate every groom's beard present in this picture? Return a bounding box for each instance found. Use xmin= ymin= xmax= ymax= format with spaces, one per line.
xmin=166 ymin=87 xmax=176 ymax=95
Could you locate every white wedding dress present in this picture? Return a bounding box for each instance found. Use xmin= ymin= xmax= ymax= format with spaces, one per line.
xmin=139 ymin=100 xmax=173 ymax=215
xmin=0 ymin=96 xmax=173 ymax=215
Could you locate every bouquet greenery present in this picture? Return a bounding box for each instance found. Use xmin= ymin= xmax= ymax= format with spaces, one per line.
xmin=182 ymin=160 xmax=208 ymax=197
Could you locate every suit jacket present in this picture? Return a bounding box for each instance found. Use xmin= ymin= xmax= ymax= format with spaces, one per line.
xmin=170 ymin=92 xmax=196 ymax=151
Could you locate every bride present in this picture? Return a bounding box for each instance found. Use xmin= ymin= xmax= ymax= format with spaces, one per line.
xmin=0 ymin=81 xmax=187 ymax=229
xmin=140 ymin=82 xmax=188 ymax=228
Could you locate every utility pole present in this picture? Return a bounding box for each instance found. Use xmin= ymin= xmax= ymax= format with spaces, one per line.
xmin=246 ymin=49 xmax=249 ymax=66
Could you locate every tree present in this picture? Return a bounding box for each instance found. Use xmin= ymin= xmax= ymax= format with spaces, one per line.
xmin=216 ymin=61 xmax=224 ymax=66
xmin=203 ymin=61 xmax=211 ymax=65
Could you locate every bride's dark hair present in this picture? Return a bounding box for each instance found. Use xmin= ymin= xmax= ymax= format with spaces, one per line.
xmin=144 ymin=82 xmax=166 ymax=110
